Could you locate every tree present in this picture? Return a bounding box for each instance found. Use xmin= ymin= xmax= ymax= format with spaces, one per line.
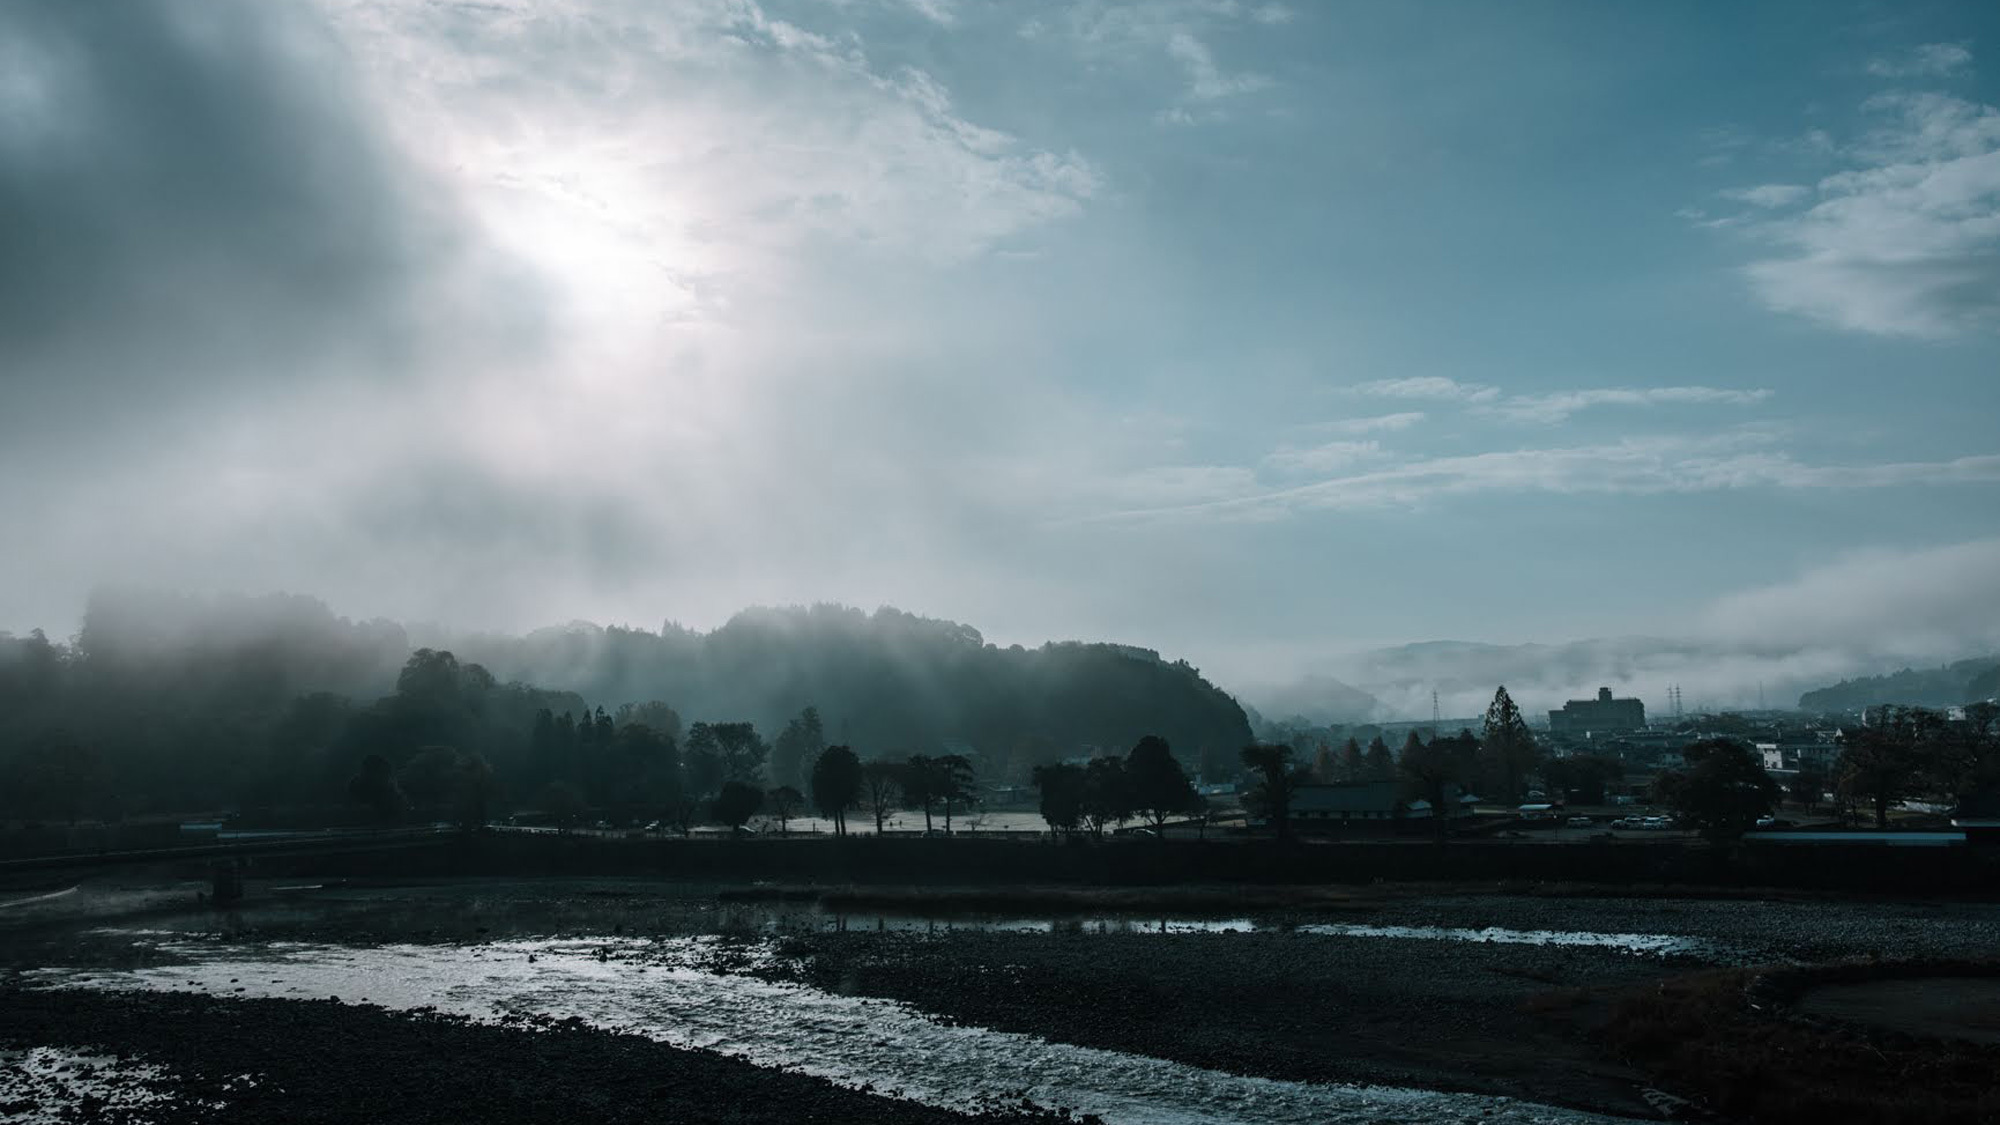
xmin=1310 ymin=740 xmax=1338 ymax=783
xmin=347 ymin=753 xmax=407 ymax=824
xmin=935 ymin=754 xmax=977 ymax=831
xmin=1788 ymin=764 xmax=1827 ymax=814
xmin=711 ymin=722 xmax=768 ymax=784
xmin=1480 ymin=686 xmax=1540 ymax=803
xmin=902 ymin=755 xmax=940 ymax=832
xmin=1540 ymin=753 xmax=1624 ymax=806
xmin=808 ymin=745 xmax=862 ymax=836
xmin=683 ymin=722 xmax=724 ymax=799
xmin=1836 ymin=722 xmax=1928 ymax=829
xmin=712 ymin=779 xmax=763 ymax=831
xmin=1240 ymin=743 xmax=1303 ymax=841
xmin=771 ymin=712 xmax=814 ymax=794
xmin=766 ymin=785 xmax=804 ymax=834
xmin=861 ymin=759 xmax=902 ymax=834
xmin=1080 ymin=757 xmax=1133 ymax=839
xmin=1340 ymin=737 xmax=1365 ymax=782
xmin=1654 ymin=739 xmax=1778 ymax=842
xmin=1363 ymin=736 xmax=1394 ymax=781
xmin=1126 ymin=735 xmax=1196 ymax=832
xmin=1032 ymin=762 xmax=1086 ymax=836
xmin=1396 ymin=731 xmax=1458 ymax=840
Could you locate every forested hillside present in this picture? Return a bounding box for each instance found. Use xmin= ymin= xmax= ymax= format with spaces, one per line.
xmin=1797 ymin=656 xmax=2000 ymax=712
xmin=0 ymin=592 xmax=1250 ymax=824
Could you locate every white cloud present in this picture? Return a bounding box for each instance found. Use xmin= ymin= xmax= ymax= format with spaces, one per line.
xmin=1697 ymin=537 xmax=2000 ymax=657
xmin=1082 ymin=436 xmax=2000 ymax=523
xmin=1054 ymin=2 xmax=1279 ymax=117
xmin=1350 ymin=376 xmax=1499 ymax=403
xmin=1485 ymin=385 xmax=1773 ymax=424
xmin=1866 ymin=42 xmax=1973 ymax=79
xmin=1727 ymin=86 xmax=2000 ymax=338
xmin=900 ymin=0 xmax=956 ymax=26
xmin=1330 ymin=411 xmax=1426 ymax=434
xmin=1164 ymin=30 xmax=1269 ymax=101
xmin=1721 ymin=183 xmax=1809 ymax=208
xmin=1260 ymin=439 xmax=1381 ymax=475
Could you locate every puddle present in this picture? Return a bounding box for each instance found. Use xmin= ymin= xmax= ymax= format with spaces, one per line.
xmin=32 ymin=936 xmax=1641 ymax=1125
xmin=1293 ymin=922 xmax=1739 ymax=960
xmin=0 ymin=1046 xmax=231 ymax=1123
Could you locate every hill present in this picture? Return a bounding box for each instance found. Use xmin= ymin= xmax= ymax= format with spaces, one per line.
xmin=1796 ymin=656 xmax=2000 ymax=713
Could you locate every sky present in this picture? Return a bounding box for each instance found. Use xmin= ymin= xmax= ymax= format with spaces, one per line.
xmin=3 ymin=0 xmax=1999 ymax=707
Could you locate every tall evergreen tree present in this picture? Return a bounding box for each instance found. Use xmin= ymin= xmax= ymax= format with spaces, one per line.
xmin=1480 ymin=686 xmax=1540 ymax=804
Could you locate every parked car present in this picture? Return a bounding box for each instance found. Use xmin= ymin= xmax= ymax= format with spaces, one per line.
xmin=1565 ymin=816 xmax=1593 ymax=828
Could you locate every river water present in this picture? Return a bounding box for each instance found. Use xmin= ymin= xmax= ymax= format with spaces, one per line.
xmin=29 ymin=930 xmax=1650 ymax=1125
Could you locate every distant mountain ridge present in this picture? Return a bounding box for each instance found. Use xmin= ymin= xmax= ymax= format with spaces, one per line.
xmin=1797 ymin=657 xmax=2000 ymax=713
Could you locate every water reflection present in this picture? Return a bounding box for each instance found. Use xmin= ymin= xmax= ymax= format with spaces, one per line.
xmin=37 ymin=936 xmax=1641 ymax=1125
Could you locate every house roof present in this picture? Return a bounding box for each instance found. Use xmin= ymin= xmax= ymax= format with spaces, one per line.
xmin=1293 ymin=781 xmax=1404 ymax=814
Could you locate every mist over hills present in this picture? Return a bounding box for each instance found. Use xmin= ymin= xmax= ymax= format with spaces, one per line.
xmin=1 ymin=591 xmax=1253 ymax=818
xmin=1242 ymin=638 xmax=2000 ymax=725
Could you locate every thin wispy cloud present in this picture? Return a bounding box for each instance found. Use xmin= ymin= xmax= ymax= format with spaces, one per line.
xmin=1328 ymin=412 xmax=1427 ymax=434
xmin=1866 ymin=41 xmax=1973 ymax=79
xmin=1722 ymin=183 xmax=1810 ymax=208
xmin=1081 ymin=438 xmax=2000 ymax=524
xmin=1047 ymin=1 xmax=1282 ymax=122
xmin=1485 ymin=386 xmax=1774 ymax=425
xmin=1350 ymin=376 xmax=1499 ymax=403
xmin=1260 ymin=439 xmax=1382 ymax=476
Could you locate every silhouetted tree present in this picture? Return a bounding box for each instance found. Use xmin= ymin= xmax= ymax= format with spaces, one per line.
xmin=1396 ymin=731 xmax=1458 ymax=840
xmin=1654 ymin=739 xmax=1777 ymax=842
xmin=348 ymin=753 xmax=407 ymax=824
xmin=1126 ymin=735 xmax=1196 ymax=832
xmin=1032 ymin=762 xmax=1086 ymax=836
xmin=1540 ymin=753 xmax=1624 ymax=806
xmin=809 ymin=745 xmax=862 ymax=836
xmin=1363 ymin=736 xmax=1394 ymax=781
xmin=1240 ymin=743 xmax=1303 ymax=841
xmin=1080 ymin=756 xmax=1132 ymax=839
xmin=935 ymin=754 xmax=977 ymax=831
xmin=1836 ymin=711 xmax=1933 ymax=828
xmin=902 ymin=755 xmax=941 ymax=832
xmin=1340 ymin=737 xmax=1365 ymax=782
xmin=711 ymin=722 xmax=768 ymax=784
xmin=861 ymin=759 xmax=902 ymax=834
xmin=766 ymin=785 xmax=803 ymax=834
xmin=1480 ymin=686 xmax=1540 ymax=803
xmin=712 ymin=779 xmax=763 ymax=831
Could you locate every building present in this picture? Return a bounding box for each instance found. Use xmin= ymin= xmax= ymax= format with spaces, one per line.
xmin=1281 ymin=780 xmax=1475 ymax=834
xmin=1548 ymin=687 xmax=1646 ymax=737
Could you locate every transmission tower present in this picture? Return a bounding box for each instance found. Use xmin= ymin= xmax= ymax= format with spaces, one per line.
xmin=1432 ymin=689 xmax=1442 ymax=728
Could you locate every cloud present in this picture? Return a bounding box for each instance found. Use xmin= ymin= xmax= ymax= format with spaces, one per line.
xmin=1485 ymin=386 xmax=1774 ymax=425
xmin=0 ymin=0 xmax=524 ymax=446
xmin=1330 ymin=412 xmax=1427 ymax=434
xmin=1721 ymin=183 xmax=1810 ymax=208
xmin=1164 ymin=29 xmax=1270 ymax=102
xmin=1725 ymin=85 xmax=2000 ymax=338
xmin=1083 ymin=436 xmax=2000 ymax=523
xmin=1866 ymin=42 xmax=1973 ymax=79
xmin=0 ymin=0 xmax=1112 ymax=635
xmin=1350 ymin=376 xmax=1499 ymax=403
xmin=1260 ymin=440 xmax=1382 ymax=476
xmin=1697 ymin=537 xmax=2000 ymax=657
xmin=1052 ymin=1 xmax=1279 ymax=118
xmin=899 ymin=0 xmax=956 ymax=26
